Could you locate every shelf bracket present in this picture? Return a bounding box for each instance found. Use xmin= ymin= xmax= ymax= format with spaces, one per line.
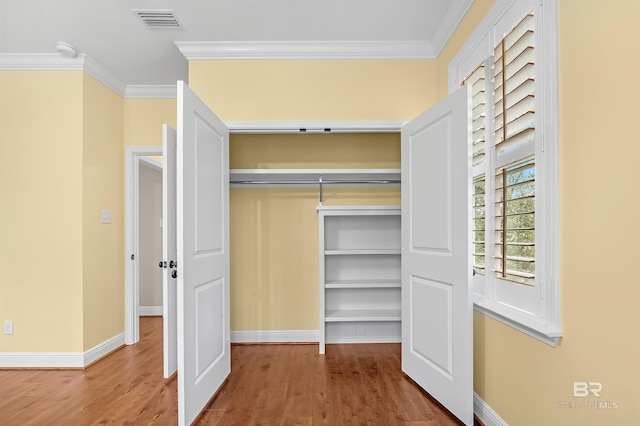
xmin=318 ymin=175 xmax=323 ymax=206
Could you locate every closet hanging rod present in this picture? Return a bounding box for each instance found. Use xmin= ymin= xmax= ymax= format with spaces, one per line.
xmin=230 ymin=179 xmax=401 ymax=185
xmin=230 ymin=176 xmax=401 ymax=205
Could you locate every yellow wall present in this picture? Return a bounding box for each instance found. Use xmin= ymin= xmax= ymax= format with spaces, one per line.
xmin=0 ymin=71 xmax=85 ymax=352
xmin=123 ymin=98 xmax=176 ymax=147
xmin=190 ymin=60 xmax=437 ymax=121
xmin=439 ymin=1 xmax=640 ymax=425
xmin=230 ymin=134 xmax=400 ymax=331
xmin=81 ymin=74 xmax=125 ymax=350
xmin=0 ymin=73 xmax=175 ymax=354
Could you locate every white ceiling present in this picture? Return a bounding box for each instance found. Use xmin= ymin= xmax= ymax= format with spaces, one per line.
xmin=0 ymin=0 xmax=474 ymax=86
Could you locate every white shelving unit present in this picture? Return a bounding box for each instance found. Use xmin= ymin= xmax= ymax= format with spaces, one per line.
xmin=317 ymin=205 xmax=401 ymax=354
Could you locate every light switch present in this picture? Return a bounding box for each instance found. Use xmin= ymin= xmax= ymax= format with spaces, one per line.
xmin=101 ymin=210 xmax=112 ymax=224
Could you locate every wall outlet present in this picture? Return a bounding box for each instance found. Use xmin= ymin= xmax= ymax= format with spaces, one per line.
xmin=4 ymin=320 xmax=13 ymax=335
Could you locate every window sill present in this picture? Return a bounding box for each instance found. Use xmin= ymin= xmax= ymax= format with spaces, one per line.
xmin=473 ymin=301 xmax=562 ymax=347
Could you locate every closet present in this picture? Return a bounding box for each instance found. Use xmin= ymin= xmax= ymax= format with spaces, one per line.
xmin=228 ymin=132 xmax=401 ymax=339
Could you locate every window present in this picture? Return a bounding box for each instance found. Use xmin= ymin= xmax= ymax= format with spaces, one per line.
xmin=450 ymin=0 xmax=560 ymax=346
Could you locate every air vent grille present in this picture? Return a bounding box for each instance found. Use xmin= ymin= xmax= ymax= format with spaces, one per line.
xmin=132 ymin=9 xmax=181 ymax=29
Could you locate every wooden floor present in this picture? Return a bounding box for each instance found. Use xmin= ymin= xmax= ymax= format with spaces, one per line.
xmin=0 ymin=317 xmax=463 ymax=425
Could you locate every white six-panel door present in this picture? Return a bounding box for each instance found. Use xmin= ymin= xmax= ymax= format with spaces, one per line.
xmin=176 ymin=81 xmax=231 ymax=426
xmin=401 ymin=85 xmax=473 ymax=425
xmin=162 ymin=124 xmax=178 ymax=379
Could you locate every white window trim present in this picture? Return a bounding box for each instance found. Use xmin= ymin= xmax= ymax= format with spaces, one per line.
xmin=450 ymin=0 xmax=561 ymax=346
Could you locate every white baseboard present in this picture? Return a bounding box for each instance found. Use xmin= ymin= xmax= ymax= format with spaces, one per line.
xmin=0 ymin=332 xmax=125 ymax=369
xmin=83 ymin=332 xmax=125 ymax=366
xmin=474 ymin=392 xmax=508 ymax=426
xmin=231 ymin=329 xmax=319 ymax=343
xmin=325 ymin=336 xmax=401 ymax=344
xmin=139 ymin=306 xmax=163 ymax=316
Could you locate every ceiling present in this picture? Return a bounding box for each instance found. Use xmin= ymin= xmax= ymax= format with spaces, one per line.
xmin=0 ymin=0 xmax=474 ymax=87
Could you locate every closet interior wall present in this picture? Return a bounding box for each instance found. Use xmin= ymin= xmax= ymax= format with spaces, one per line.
xmin=229 ymin=132 xmax=401 ymax=336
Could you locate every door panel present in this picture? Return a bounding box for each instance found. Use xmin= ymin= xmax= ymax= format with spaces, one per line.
xmin=162 ymin=124 xmax=178 ymax=379
xmin=401 ymin=85 xmax=473 ymax=425
xmin=177 ymin=81 xmax=230 ymax=426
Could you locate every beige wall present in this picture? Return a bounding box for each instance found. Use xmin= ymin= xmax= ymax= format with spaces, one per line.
xmin=123 ymin=98 xmax=176 ymax=147
xmin=81 ymin=74 xmax=125 ymax=350
xmin=190 ymin=60 xmax=437 ymax=121
xmin=0 ymin=71 xmax=85 ymax=352
xmin=0 ymin=73 xmax=173 ymax=354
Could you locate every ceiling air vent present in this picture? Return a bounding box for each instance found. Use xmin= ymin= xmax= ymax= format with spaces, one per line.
xmin=132 ymin=9 xmax=181 ymax=29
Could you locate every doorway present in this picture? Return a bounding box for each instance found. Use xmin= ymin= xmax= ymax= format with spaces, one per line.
xmin=125 ymin=147 xmax=163 ymax=345
xmin=138 ymin=158 xmax=163 ymax=316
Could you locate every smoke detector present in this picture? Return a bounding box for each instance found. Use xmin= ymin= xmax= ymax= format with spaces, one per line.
xmin=132 ymin=9 xmax=181 ymax=29
xmin=55 ymin=41 xmax=77 ymax=57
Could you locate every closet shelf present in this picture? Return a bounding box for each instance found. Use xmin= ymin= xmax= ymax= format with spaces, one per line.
xmin=325 ymin=249 xmax=400 ymax=256
xmin=325 ymin=279 xmax=401 ymax=289
xmin=318 ymin=205 xmax=401 ymax=353
xmin=325 ymin=309 xmax=402 ymax=322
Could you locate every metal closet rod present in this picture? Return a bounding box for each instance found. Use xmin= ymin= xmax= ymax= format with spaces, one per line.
xmin=229 ymin=176 xmax=401 ymax=205
xmin=229 ymin=179 xmax=400 ymax=185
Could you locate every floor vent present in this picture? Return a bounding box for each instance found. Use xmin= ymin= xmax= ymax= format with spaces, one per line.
xmin=132 ymin=9 xmax=181 ymax=29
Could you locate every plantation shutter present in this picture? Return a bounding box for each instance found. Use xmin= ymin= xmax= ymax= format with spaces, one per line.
xmin=493 ymin=11 xmax=536 ymax=286
xmin=494 ymin=12 xmax=535 ymax=169
xmin=465 ymin=64 xmax=486 ymax=167
xmin=464 ymin=64 xmax=488 ymax=277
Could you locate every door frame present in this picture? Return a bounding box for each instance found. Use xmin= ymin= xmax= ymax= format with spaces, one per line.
xmin=125 ymin=146 xmax=163 ymax=345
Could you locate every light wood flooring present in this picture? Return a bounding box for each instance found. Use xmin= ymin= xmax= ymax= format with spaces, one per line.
xmin=0 ymin=317 xmax=465 ymax=425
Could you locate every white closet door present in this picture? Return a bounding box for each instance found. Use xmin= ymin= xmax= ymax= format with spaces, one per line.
xmin=401 ymin=85 xmax=473 ymax=425
xmin=162 ymin=124 xmax=178 ymax=379
xmin=176 ymin=81 xmax=230 ymax=426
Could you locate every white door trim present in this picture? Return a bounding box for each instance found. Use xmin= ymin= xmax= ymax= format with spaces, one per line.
xmin=125 ymin=146 xmax=163 ymax=345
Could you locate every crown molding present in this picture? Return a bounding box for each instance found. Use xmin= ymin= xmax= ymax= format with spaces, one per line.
xmin=431 ymin=0 xmax=476 ymax=56
xmin=82 ymin=54 xmax=126 ymax=96
xmin=0 ymin=53 xmax=85 ymax=70
xmin=0 ymin=53 xmax=126 ymax=96
xmin=124 ymin=84 xmax=177 ymax=99
xmin=175 ymin=40 xmax=437 ymax=60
